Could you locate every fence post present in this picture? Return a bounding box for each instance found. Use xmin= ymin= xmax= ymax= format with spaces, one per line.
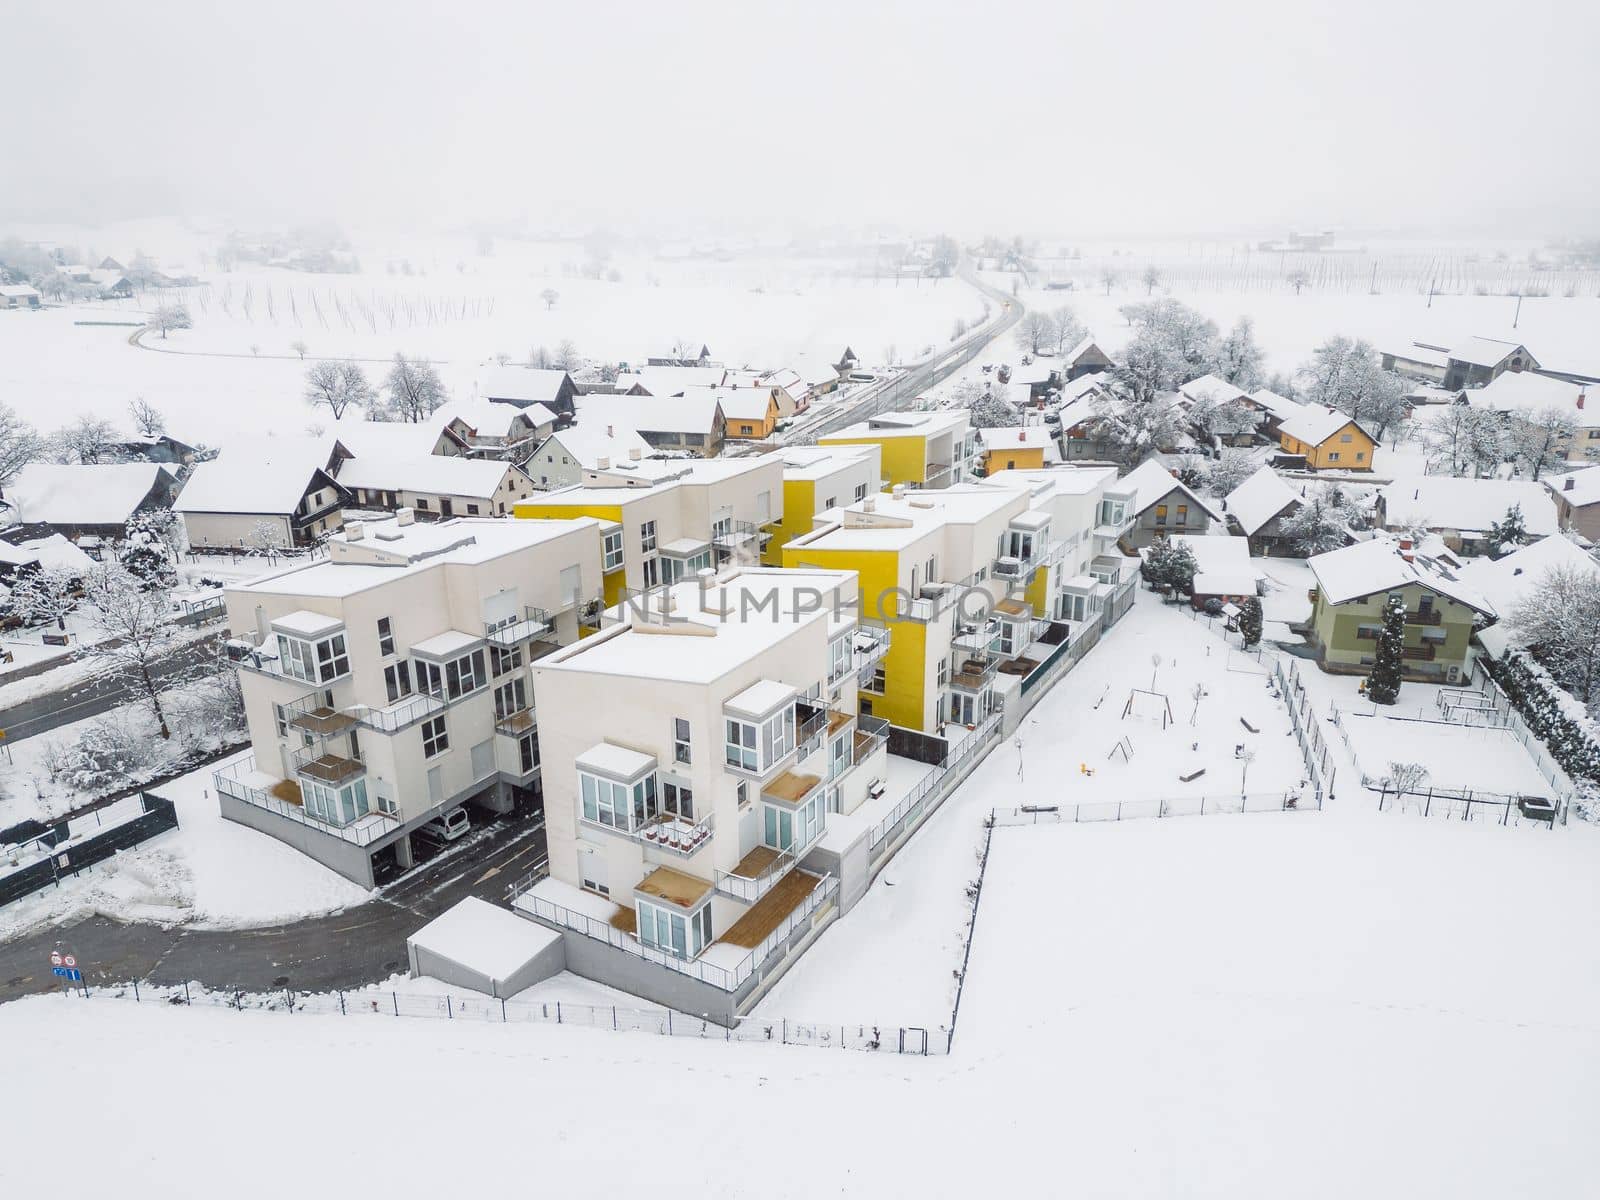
xmin=338 ymin=991 xmax=345 ymax=1015
xmin=613 ymin=1006 xmax=618 ymax=1031
xmin=184 ymin=981 xmax=191 ymax=1005
xmin=556 ymin=1001 xmax=562 ymax=1024
xmin=446 ymin=996 xmax=452 ymax=1019
xmin=133 ymin=979 xmax=139 ymax=1003
xmin=393 ymin=991 xmax=399 ymax=1016
xmin=285 ymin=988 xmax=294 ymax=1012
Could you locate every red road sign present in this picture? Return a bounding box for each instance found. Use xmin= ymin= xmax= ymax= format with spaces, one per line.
xmin=62 ymin=954 xmax=77 ymax=968
xmin=49 ymin=951 xmax=62 ymax=966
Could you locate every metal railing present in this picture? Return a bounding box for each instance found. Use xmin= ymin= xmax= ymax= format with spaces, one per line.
xmin=347 ymin=692 xmax=447 ymax=734
xmin=289 ymin=741 xmax=365 ymax=786
xmin=868 ymin=709 xmax=1003 ymax=851
xmin=485 ymin=606 xmax=551 ymax=646
xmin=512 ymin=872 xmax=838 ymax=993
xmin=991 ymin=791 xmax=1319 ymax=824
xmin=950 ymin=652 xmax=999 ymax=691
xmin=639 ymin=811 xmax=715 ymax=858
xmin=214 ymin=757 xmax=398 ymax=846
xmin=495 ymin=706 xmax=537 ymax=737
xmin=852 ymin=625 xmax=891 ymax=685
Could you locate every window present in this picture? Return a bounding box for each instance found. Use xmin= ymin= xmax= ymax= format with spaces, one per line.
xmin=416 ymin=649 xmax=487 ymax=701
xmin=938 ymin=657 xmax=949 ymax=687
xmin=642 ymin=557 xmax=660 ymax=588
xmin=712 ymin=515 xmax=732 ymax=543
xmin=725 ymin=718 xmax=758 ymax=770
xmin=1418 ymin=595 xmax=1434 ymax=615
xmin=737 ymin=781 xmax=750 ymax=810
xmin=273 ymin=702 xmax=288 ymax=738
xmin=602 ymin=527 xmax=624 ymax=570
xmin=422 ymin=716 xmax=449 ymax=758
xmin=640 ymin=520 xmax=657 ymax=554
xmin=673 ymin=718 xmax=691 ymax=764
xmin=1154 ymin=504 xmax=1168 ymax=526
xmin=578 ymin=770 xmax=657 ymax=831
xmin=384 ymin=661 xmax=412 ymax=704
xmin=1356 ymin=452 xmax=1366 ymax=462
xmin=1327 ymin=452 xmax=1341 ymax=463
xmin=756 ymin=490 xmax=771 ymax=523
xmin=637 ymin=898 xmax=711 ymax=958
xmin=663 ymin=779 xmax=694 ymax=819
xmin=494 ymin=678 xmax=527 ymax=720
xmin=377 ymin=617 xmax=395 ymax=657
xmin=302 ymin=777 xmax=369 ymax=826
xmin=827 ymin=635 xmax=851 ymax=684
xmin=1340 ymin=433 xmax=1353 ymax=443
xmin=1175 ymin=505 xmax=1188 ymax=526
xmin=415 ymin=497 xmax=430 ymax=510
xmin=276 ymin=631 xmax=350 ymax=684
xmin=1005 ymin=529 xmax=1035 ymax=561
xmin=519 ymin=733 xmax=539 ymax=773
xmin=854 ymin=482 xmax=868 ymax=502
xmin=829 ymin=732 xmax=851 ymax=780
xmin=490 ymin=644 xmax=522 ymax=676
xmin=466 ymin=503 xmax=480 ymax=515
xmin=823 ymin=496 xmax=835 ymax=510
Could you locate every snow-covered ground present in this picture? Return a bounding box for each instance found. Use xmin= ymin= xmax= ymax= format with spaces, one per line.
xmin=1336 ymin=712 xmax=1552 ymax=797
xmin=0 ymin=747 xmax=369 ymax=938
xmin=757 ymin=595 xmax=1304 ymax=1027
xmin=0 ymin=232 xmax=987 ymax=448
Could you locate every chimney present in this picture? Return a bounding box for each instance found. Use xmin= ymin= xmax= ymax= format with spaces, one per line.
xmin=629 ymin=447 xmax=642 ymax=461
xmin=1398 ymin=536 xmax=1414 ymax=563
xmin=1578 ymin=391 xmax=1586 ymax=411
xmin=607 ymin=424 xmax=614 ymax=437
xmin=396 ymin=507 xmax=415 ymax=527
xmin=597 ymin=456 xmax=610 ymax=471
xmin=1565 ymin=476 xmax=1576 ymax=491
xmin=863 ymin=495 xmax=877 ymax=512
xmin=345 ymin=521 xmax=365 ymax=541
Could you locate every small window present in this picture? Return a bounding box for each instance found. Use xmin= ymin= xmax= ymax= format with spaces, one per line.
xmin=737 ymin=781 xmax=750 ymax=810
xmin=1327 ymin=452 xmax=1341 ymax=462
xmin=377 ymin=617 xmax=395 ymax=657
xmin=384 ymin=661 xmax=412 ymax=703
xmin=415 ymin=497 xmax=430 ymax=510
xmin=467 ymin=503 xmax=480 ymax=515
xmin=674 ymin=718 xmax=691 ymax=764
xmin=602 ymin=527 xmax=624 ymax=571
xmin=421 ymin=716 xmax=449 ymax=758
xmin=640 ymin=520 xmax=658 ymax=554
xmin=1340 ymin=433 xmax=1353 ymax=443
xmin=854 ymin=483 xmax=868 ymax=502
xmin=1154 ymin=504 xmax=1168 ymax=526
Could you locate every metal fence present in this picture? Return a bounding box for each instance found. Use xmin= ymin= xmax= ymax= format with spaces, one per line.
xmin=1273 ymin=657 xmax=1334 ymax=801
xmin=991 ymin=791 xmax=1317 ymax=826
xmin=0 ymin=793 xmax=179 ymax=909
xmin=74 ymin=977 xmax=947 ymax=1056
xmin=868 ymin=709 xmax=1004 ymax=853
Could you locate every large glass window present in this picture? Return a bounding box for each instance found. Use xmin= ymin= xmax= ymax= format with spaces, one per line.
xmin=494 ymin=678 xmax=527 ymax=720
xmin=639 ymin=520 xmax=657 ymax=554
xmin=663 ymin=780 xmax=693 ymax=820
xmin=763 ymin=805 xmax=795 ymax=851
xmin=490 ymin=644 xmax=522 ymax=676
xmin=277 ymin=631 xmax=349 ymax=684
xmin=384 ymin=661 xmax=411 ymax=704
xmin=377 ymin=617 xmax=395 ymax=657
xmin=415 ymin=649 xmax=487 ymax=701
xmin=302 ymin=778 xmax=369 ymax=826
xmin=519 ymin=733 xmax=539 ymax=773
xmin=578 ymin=770 xmax=658 ymax=831
xmin=637 ymin=899 xmax=712 ymax=958
xmin=602 ymin=528 xmax=624 ymax=571
xmin=421 ymin=716 xmax=449 ymax=758
xmin=725 ymin=719 xmax=758 ymax=770
xmin=827 ymin=635 xmax=851 ymax=683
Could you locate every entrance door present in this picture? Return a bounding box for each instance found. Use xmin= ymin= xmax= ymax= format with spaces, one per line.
xmin=440 ymin=497 xmax=454 ymax=519
xmin=951 ymin=691 xmax=977 ymax=726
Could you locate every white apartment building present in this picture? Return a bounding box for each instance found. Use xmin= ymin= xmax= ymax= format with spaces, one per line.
xmin=782 ymin=467 xmax=1137 ymax=734
xmin=217 ymin=510 xmax=602 ymax=887
xmin=513 ymin=567 xmax=892 ymax=1019
xmin=515 ymin=453 xmax=785 ymax=604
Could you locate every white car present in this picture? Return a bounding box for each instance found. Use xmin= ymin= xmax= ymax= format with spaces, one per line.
xmin=421 ymin=807 xmax=470 ymax=842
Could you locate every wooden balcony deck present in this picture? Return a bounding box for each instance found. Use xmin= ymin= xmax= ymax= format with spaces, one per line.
xmin=609 ymin=905 xmax=637 ymax=935
xmin=764 ymin=769 xmax=821 ymax=805
xmin=730 ymin=844 xmax=781 ymax=879
xmin=718 ymin=871 xmax=822 ymax=949
xmin=634 ymin=865 xmax=713 ymax=910
xmin=297 ymin=752 xmax=364 ymax=786
xmin=826 ymin=709 xmax=854 ymax=736
xmin=288 ymin=706 xmax=357 ymax=736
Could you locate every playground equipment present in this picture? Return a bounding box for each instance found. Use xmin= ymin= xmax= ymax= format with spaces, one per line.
xmin=1121 ymin=688 xmax=1174 ymax=729
xmin=1107 ymin=736 xmax=1134 ymax=763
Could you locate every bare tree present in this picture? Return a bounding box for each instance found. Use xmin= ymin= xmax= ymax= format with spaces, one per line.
xmin=528 ymin=344 xmax=553 ymax=369
xmin=291 ymin=339 xmax=309 ymax=360
xmin=1385 ymin=761 xmax=1430 ymax=805
xmin=540 ymin=288 xmax=560 ymax=311
xmin=1013 ymin=311 xmax=1059 ymax=355
xmin=1100 ymin=268 xmax=1119 ymax=295
xmin=51 ymin=414 xmax=119 ymax=463
xmin=1508 ymin=405 xmax=1578 ymax=481
xmin=0 ymin=400 xmax=42 ymax=486
xmin=304 ymin=360 xmax=377 ymax=420
xmin=1051 ymin=306 xmax=1086 ymax=356
xmin=7 ymin=566 xmax=80 ymax=631
xmin=1141 ymin=266 xmax=1162 ymax=295
xmin=81 ymin=562 xmax=183 ymax=739
xmin=1509 ymin=563 xmax=1600 ymax=706
xmin=1287 ymin=269 xmax=1310 ymax=295
xmin=149 ymin=303 xmax=192 ymax=338
xmin=384 ymin=353 xmax=448 ymax=423
xmin=128 ymin=396 xmax=166 ymax=438
xmin=553 ymin=339 xmax=582 ymax=372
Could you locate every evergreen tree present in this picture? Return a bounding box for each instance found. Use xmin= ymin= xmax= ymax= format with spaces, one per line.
xmin=1142 ymin=538 xmax=1198 ymax=598
xmin=1366 ymin=594 xmax=1406 ymax=705
xmin=1489 ymin=503 xmax=1528 ymax=557
xmin=1237 ymin=595 xmax=1264 ymax=647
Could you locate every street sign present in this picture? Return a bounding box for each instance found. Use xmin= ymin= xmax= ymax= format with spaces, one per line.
xmin=49 ymin=951 xmax=62 ymax=967
xmin=62 ymin=954 xmax=77 ymax=968
xmin=51 ymin=967 xmax=82 ymax=982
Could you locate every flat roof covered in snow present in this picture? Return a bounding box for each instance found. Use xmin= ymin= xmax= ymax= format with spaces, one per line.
xmin=407 ymin=896 xmax=560 ymax=984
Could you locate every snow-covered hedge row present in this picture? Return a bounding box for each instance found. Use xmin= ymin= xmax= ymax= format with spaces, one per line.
xmin=1482 ymin=650 xmax=1600 ymax=819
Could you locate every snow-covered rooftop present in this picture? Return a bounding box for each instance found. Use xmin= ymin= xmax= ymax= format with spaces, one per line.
xmin=1008 ymin=360 xmax=1061 ymax=386
xmin=980 ymin=426 xmax=1052 ymax=450
xmin=1385 ymin=343 xmax=1451 ymax=369
xmin=406 ymin=896 xmax=559 ymax=985
xmin=1379 ymin=476 xmax=1559 ymax=538
xmin=6 ymin=462 xmax=172 ymax=528
xmin=1178 ymin=374 xmax=1250 ymax=406
xmin=436 ymin=399 xmax=555 ymax=439
xmin=540 ymin=421 xmax=653 ymax=469
xmin=174 ymin=437 xmax=335 ymax=516
xmin=1458 ymin=535 xmax=1600 ymax=627
xmin=820 ymin=410 xmax=970 ymax=442
xmin=1465 ymin=370 xmax=1588 ymax=417
xmin=336 ymin=454 xmax=523 ymax=501
xmin=1246 ymin=388 xmax=1304 ymax=422
xmin=1118 ymin=459 xmax=1223 ymax=521
xmin=271 ymin=609 xmax=344 ymax=638
xmin=0 ymin=532 xmax=94 ymax=574
xmin=726 ymin=678 xmax=798 ymax=718
xmin=1449 ymin=337 xmax=1531 ymax=369
xmin=1278 ymin=406 xmax=1372 ymax=448
xmin=479 ymin=366 xmax=571 ymax=406
xmin=1308 ymin=538 xmax=1493 ymax=613
xmin=1544 ymin=466 xmax=1600 ymax=508
xmin=576 ymin=391 xmax=723 ymax=436
xmin=1168 ymin=533 xmax=1257 ymax=578
xmin=1225 ymin=467 xmax=1301 ymax=536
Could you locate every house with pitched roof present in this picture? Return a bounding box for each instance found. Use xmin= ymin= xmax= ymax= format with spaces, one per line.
xmin=3 ymin=462 xmax=178 ymax=544
xmin=1375 ymin=476 xmax=1559 ymax=556
xmin=479 ymin=366 xmax=578 ymax=418
xmin=1277 ymin=407 xmax=1377 ymax=471
xmin=174 ymin=436 xmax=350 ymax=550
xmin=1119 ymin=458 xmax=1223 ymax=548
xmin=1443 ymin=337 xmax=1539 ymax=391
xmin=1466 ymin=372 xmax=1595 ymax=463
xmin=1223 ymin=467 xmax=1306 ymax=555
xmin=1062 ymin=335 xmax=1115 ymax=380
xmin=1544 ymin=467 xmax=1600 ymax=541
xmin=1305 ymin=537 xmax=1494 ymax=682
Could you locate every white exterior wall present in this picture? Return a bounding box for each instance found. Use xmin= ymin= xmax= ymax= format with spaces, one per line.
xmin=182 ymin=511 xmax=294 ymax=551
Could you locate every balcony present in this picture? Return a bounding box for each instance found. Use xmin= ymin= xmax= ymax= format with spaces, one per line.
xmin=954 ymin=618 xmax=1000 ymax=655
xmin=993 ymin=556 xmax=1028 ymax=579
xmin=291 ymin=742 xmax=365 ymax=786
xmin=495 ymin=706 xmax=537 ymax=737
xmin=215 ymin=757 xmax=397 ymax=846
xmin=484 ymin=606 xmax=552 ymax=647
xmin=712 ymin=520 xmax=758 ymax=559
xmin=852 ymin=714 xmax=890 ymax=764
xmin=1404 ymin=609 xmax=1443 ymax=626
xmin=348 ymin=691 xmax=446 ymax=734
xmin=950 ymin=653 xmax=999 ymax=692
xmin=795 ymin=702 xmax=829 ymax=757
xmin=638 ymin=811 xmax=714 ymax=858
xmin=852 ymin=625 xmax=891 ymax=684
xmin=282 ymin=692 xmax=356 ymax=737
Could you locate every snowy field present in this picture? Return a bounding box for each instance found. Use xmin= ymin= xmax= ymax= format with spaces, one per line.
xmin=0 ymin=748 xmax=370 ymax=938
xmin=0 ymin=226 xmax=986 ymax=447
xmin=1336 ymin=712 xmax=1554 ymax=797
xmin=4 ymin=805 xmax=1596 ymax=1198
xmin=757 ymin=595 xmax=1304 ymax=1027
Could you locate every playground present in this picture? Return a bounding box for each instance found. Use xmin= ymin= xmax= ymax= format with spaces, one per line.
xmin=1032 ymin=607 xmax=1305 ymax=807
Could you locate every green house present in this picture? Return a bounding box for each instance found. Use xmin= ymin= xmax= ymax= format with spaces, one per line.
xmin=1305 ymin=539 xmax=1495 ymax=684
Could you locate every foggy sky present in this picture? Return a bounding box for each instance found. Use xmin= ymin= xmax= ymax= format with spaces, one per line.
xmin=5 ymin=0 xmax=1596 ymax=240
